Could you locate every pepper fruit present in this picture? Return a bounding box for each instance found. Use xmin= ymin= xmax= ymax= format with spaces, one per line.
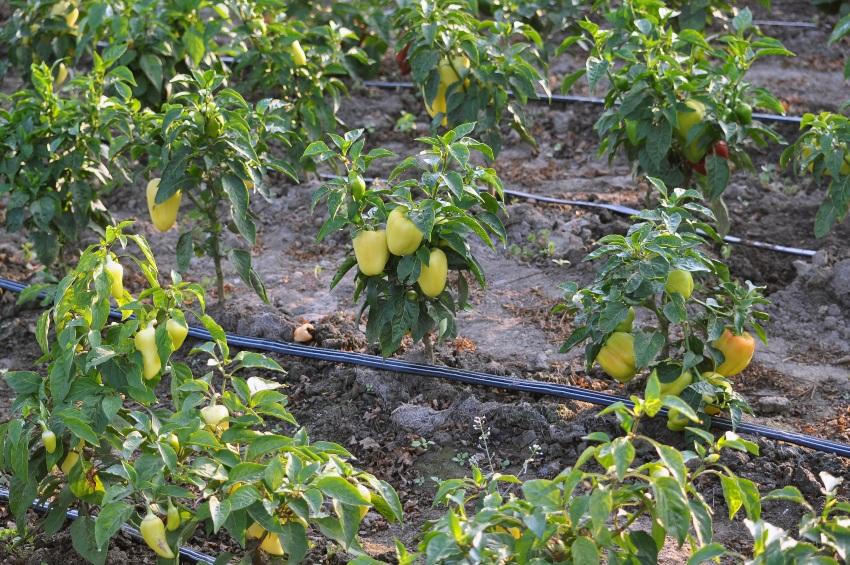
xmin=60 ymin=449 xmax=80 ymax=475
xmin=140 ymin=509 xmax=175 ymax=559
xmin=166 ymin=316 xmax=188 ymax=351
xmin=396 ymin=44 xmax=411 ymax=75
xmin=386 ymin=207 xmax=423 ymax=256
xmin=700 ymin=371 xmax=733 ymax=415
xmin=353 ymin=230 xmax=390 ymax=276
xmin=167 ymin=433 xmax=180 ymax=455
xmin=66 ymin=6 xmax=79 ymax=27
xmin=418 ymin=248 xmax=448 ymax=298
xmin=134 ymin=321 xmax=161 ymax=380
xmin=666 ymin=408 xmax=693 ymax=431
xmin=424 ymin=56 xmax=470 ymax=127
xmin=615 ymin=307 xmax=635 ymax=332
xmin=290 ymin=40 xmax=307 ymax=66
xmin=735 ymin=102 xmax=753 ymax=125
xmin=247 ymin=522 xmax=285 ymax=555
xmin=166 ymin=500 xmax=180 ymax=531
xmin=69 ymin=468 xmax=105 ymax=500
xmin=42 ymin=429 xmax=57 ymax=454
xmin=356 ymin=483 xmax=372 ymax=520
xmin=712 ymin=329 xmax=755 ymax=376
xmin=146 ymin=178 xmax=182 ymax=232
xmin=653 ymin=367 xmax=693 ymax=398
xmin=350 ymin=173 xmax=367 ymax=200
xmin=665 ymin=269 xmax=694 ymax=299
xmin=595 ymin=332 xmax=637 ymax=383
xmin=201 ymin=404 xmax=230 ymax=432
xmin=103 ymin=255 xmax=124 ymax=300
xmin=676 ymin=99 xmax=707 ymax=164
xmin=55 ymin=62 xmax=68 ymax=88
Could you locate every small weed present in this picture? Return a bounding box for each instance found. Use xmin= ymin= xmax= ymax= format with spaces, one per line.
xmin=394 ymin=111 xmax=417 ymax=132
xmin=452 ymin=451 xmax=471 ymax=466
xmin=410 ymin=437 xmax=435 ymax=451
xmin=509 ymin=229 xmax=556 ymax=262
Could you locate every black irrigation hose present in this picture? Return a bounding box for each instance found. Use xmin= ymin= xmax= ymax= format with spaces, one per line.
xmin=0 ymin=487 xmax=217 ymax=563
xmin=1 ymin=278 xmax=849 ymax=459
xmin=316 ymin=174 xmax=818 ymax=258
xmin=361 ymin=80 xmax=806 ymax=125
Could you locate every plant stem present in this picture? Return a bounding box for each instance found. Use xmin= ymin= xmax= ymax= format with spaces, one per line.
xmin=423 ymin=332 xmax=434 ymax=365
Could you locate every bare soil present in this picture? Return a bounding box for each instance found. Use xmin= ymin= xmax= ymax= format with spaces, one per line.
xmin=1 ymin=0 xmax=849 ymax=562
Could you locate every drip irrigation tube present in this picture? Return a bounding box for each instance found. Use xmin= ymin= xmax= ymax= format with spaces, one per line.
xmin=361 ymin=80 xmax=805 ymax=125
xmin=0 ymin=487 xmax=217 ymax=563
xmin=1 ymin=277 xmax=848 ymax=459
xmin=316 ymin=174 xmax=818 ymax=258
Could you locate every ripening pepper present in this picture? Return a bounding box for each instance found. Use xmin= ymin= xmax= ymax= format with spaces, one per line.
xmin=418 ymin=248 xmax=448 ymax=298
xmin=353 ymin=230 xmax=390 ymax=276
xmin=146 ymin=178 xmax=182 ymax=232
xmin=140 ymin=510 xmax=175 ymax=559
xmin=712 ymin=329 xmax=755 ymax=376
xmin=66 ymin=6 xmax=79 ymax=27
xmin=166 ymin=500 xmax=180 ymax=531
xmin=166 ymin=317 xmax=188 ymax=351
xmin=60 ymin=449 xmax=80 ymax=475
xmin=595 ymin=332 xmax=637 ymax=383
xmin=134 ymin=321 xmax=161 ymax=380
xmin=665 ymin=269 xmax=694 ymax=299
xmin=424 ymin=56 xmax=470 ymax=126
xmin=42 ymin=429 xmax=57 ymax=454
xmin=55 ymin=62 xmax=68 ymax=88
xmin=386 ymin=207 xmax=423 ymax=256
xmin=247 ymin=522 xmax=285 ymax=555
xmin=676 ymin=99 xmax=707 ymax=163
xmin=290 ymin=40 xmax=307 ymax=66
xmin=167 ymin=433 xmax=180 ymax=454
xmin=104 ymin=255 xmax=124 ymax=300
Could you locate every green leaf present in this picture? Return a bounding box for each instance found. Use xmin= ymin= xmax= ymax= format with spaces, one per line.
xmin=209 ymin=495 xmax=231 ymax=534
xmin=70 ymin=517 xmax=108 ymax=565
xmin=55 ymin=409 xmax=100 ymax=445
xmin=571 ymin=537 xmax=599 ymax=564
xmin=228 ymin=248 xmax=268 ymax=303
xmin=139 ymin=53 xmax=163 ymax=92
xmin=633 ymin=331 xmax=664 ymax=369
xmin=687 ymin=543 xmax=726 ymax=564
xmin=183 ymin=28 xmax=205 ymax=66
xmin=316 ymin=476 xmax=371 ymax=506
xmin=95 ymin=502 xmax=133 ymax=550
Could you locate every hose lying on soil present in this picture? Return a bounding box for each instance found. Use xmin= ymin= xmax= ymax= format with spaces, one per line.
xmin=318 ymin=174 xmax=818 ymax=258
xmin=0 ymin=487 xmax=216 ymax=564
xmin=361 ymin=80 xmax=806 ymax=125
xmin=0 ymin=277 xmax=847 ymax=458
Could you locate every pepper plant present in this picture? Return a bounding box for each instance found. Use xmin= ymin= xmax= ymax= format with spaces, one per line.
xmin=393 ymin=0 xmax=549 ymax=155
xmin=415 ymin=388 xmax=765 ymax=562
xmin=284 ymin=0 xmax=392 ymax=79
xmin=0 ymin=54 xmax=138 ymax=268
xmin=307 ymin=124 xmax=506 ymax=359
xmin=1 ymin=0 xmax=83 ymax=78
xmin=228 ymin=0 xmax=370 ymax=164
xmin=559 ymin=4 xmax=791 ymax=233
xmin=782 ymin=111 xmax=850 ymax=237
xmin=0 ymin=223 xmax=403 ymax=562
xmin=556 ymin=179 xmax=769 ymax=429
xmin=89 ymin=0 xmax=229 ymax=107
xmin=141 ymin=69 xmax=300 ymax=303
